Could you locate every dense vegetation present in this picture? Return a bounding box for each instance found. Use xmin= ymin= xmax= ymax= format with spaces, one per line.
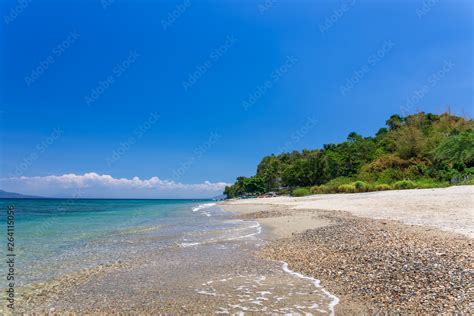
xmin=224 ymin=112 xmax=474 ymax=198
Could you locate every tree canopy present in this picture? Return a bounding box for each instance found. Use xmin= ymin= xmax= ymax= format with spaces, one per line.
xmin=224 ymin=112 xmax=473 ymax=198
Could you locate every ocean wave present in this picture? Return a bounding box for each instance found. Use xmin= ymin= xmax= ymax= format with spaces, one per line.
xmin=179 ymin=221 xmax=262 ymax=248
xmin=179 ymin=242 xmax=201 ymax=247
xmin=224 ymin=221 xmax=262 ymax=241
xmin=281 ymin=262 xmax=339 ymax=315
xmin=192 ymin=203 xmax=217 ymax=212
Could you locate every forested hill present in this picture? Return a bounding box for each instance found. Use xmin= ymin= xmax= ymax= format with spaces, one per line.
xmin=224 ymin=112 xmax=474 ymax=198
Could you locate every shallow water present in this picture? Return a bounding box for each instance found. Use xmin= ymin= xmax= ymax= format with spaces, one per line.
xmin=0 ymin=199 xmax=224 ymax=286
xmin=0 ymin=199 xmax=338 ymax=314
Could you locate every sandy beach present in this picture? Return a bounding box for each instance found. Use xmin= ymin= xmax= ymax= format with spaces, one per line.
xmin=8 ymin=187 xmax=472 ymax=313
xmin=221 ymin=186 xmax=474 ymax=313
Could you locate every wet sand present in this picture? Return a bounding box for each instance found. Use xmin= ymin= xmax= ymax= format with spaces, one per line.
xmin=221 ymin=186 xmax=474 ymax=313
xmin=234 ymin=205 xmax=333 ymax=240
xmin=15 ymin=240 xmax=337 ymax=314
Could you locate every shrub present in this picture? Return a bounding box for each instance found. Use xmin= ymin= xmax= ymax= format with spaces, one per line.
xmin=413 ymin=178 xmax=448 ymax=189
xmin=291 ymin=188 xmax=311 ymax=197
xmin=363 ymin=154 xmax=410 ymax=173
xmin=374 ymin=184 xmax=392 ymax=191
xmin=354 ymin=181 xmax=369 ymax=192
xmin=360 ymin=167 xmax=406 ymax=184
xmin=337 ymin=184 xmax=355 ymax=193
xmin=310 ymin=184 xmax=332 ymax=194
xmin=310 ymin=186 xmax=321 ymax=194
xmin=448 ymin=167 xmax=474 ymax=185
xmin=392 ymin=180 xmax=416 ymax=190
xmin=322 ymin=177 xmax=354 ymax=193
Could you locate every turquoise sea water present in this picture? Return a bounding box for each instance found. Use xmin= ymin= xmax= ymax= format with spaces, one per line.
xmin=0 ymin=199 xmax=340 ymax=314
xmin=0 ymin=199 xmax=246 ymax=287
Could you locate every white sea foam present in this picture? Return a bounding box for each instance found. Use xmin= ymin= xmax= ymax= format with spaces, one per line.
xmin=281 ymin=262 xmax=339 ymax=316
xmin=189 ymin=203 xmax=339 ymax=315
xmin=224 ymin=221 xmax=261 ymax=241
xmin=227 ymin=222 xmax=260 ymax=232
xmin=180 ymin=220 xmax=262 ymax=248
xmin=179 ymin=242 xmax=201 ymax=247
xmin=197 ymin=290 xmax=217 ymax=296
xmin=192 ymin=203 xmax=216 ymax=212
xmin=216 ymin=307 xmax=229 ymax=314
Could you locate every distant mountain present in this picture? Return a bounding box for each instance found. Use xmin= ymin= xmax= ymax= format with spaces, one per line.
xmin=0 ymin=190 xmax=45 ymax=199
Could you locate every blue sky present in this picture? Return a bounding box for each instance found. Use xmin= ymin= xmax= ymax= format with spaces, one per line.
xmin=0 ymin=0 xmax=472 ymax=198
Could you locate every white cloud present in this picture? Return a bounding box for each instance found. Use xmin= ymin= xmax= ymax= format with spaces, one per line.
xmin=0 ymin=172 xmax=229 ymax=198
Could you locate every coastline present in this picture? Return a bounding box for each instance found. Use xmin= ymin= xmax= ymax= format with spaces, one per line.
xmin=220 ymin=186 xmax=474 ymax=313
xmin=10 ymin=202 xmax=341 ymax=314
xmin=7 ymin=189 xmax=472 ymax=313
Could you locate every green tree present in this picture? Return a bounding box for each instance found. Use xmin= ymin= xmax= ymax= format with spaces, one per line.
xmin=223 ymin=185 xmax=235 ymax=198
xmin=386 ymin=114 xmax=404 ymax=130
xmin=391 ymin=126 xmax=427 ymax=159
xmin=434 ymin=130 xmax=474 ymax=167
xmin=223 ymin=112 xmax=474 ymax=197
xmin=256 ymin=155 xmax=282 ymax=191
xmin=282 ymin=159 xmax=313 ymax=187
xmin=244 ymin=176 xmax=266 ymax=194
